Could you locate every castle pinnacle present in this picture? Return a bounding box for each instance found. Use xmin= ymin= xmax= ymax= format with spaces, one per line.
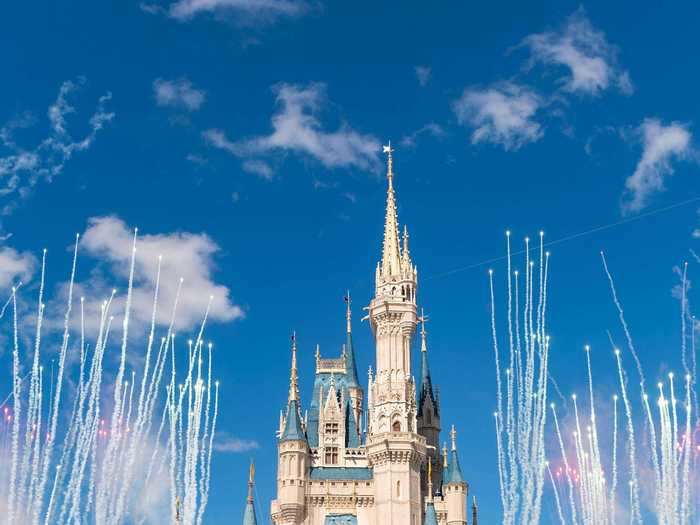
xmin=380 ymin=143 xmax=402 ymax=278
xmin=242 ymin=460 xmax=258 ymax=525
xmin=280 ymin=333 xmax=305 ymax=442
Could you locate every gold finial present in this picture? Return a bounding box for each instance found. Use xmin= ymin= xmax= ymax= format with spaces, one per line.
xmin=175 ymin=496 xmax=182 ymax=524
xmin=443 ymin=442 xmax=448 ymax=468
xmin=451 ymin=425 xmax=458 ymax=452
xmin=289 ymin=332 xmax=299 ymax=402
xmin=344 ymin=290 xmax=352 ymax=334
xmin=427 ymin=458 xmax=434 ymax=501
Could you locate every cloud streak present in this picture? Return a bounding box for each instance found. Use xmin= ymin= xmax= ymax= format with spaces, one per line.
xmin=452 ymin=83 xmax=543 ymax=151
xmin=204 ymin=82 xmax=380 ymax=176
xmin=143 ymin=0 xmax=311 ymax=25
xmin=213 ymin=432 xmax=260 ymax=453
xmin=0 ymin=79 xmax=114 ymax=215
xmin=622 ymin=119 xmax=692 ymax=214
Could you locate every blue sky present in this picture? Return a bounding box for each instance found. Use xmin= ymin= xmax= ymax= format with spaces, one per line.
xmin=1 ymin=1 xmax=699 ymax=523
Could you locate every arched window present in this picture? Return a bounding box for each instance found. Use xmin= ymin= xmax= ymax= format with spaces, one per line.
xmin=392 ymin=421 xmax=401 ymax=432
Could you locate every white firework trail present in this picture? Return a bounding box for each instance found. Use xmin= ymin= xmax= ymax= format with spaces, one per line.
xmin=491 ymin=236 xmax=699 ymax=525
xmin=0 ymin=233 xmax=221 ymax=525
xmin=490 ymin=232 xmax=551 ymax=525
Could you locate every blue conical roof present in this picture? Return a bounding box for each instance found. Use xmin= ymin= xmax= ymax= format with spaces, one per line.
xmin=242 ymin=501 xmax=257 ymax=525
xmin=424 ymin=503 xmax=439 ymax=525
xmin=345 ymin=332 xmax=360 ymax=388
xmin=445 ymin=447 xmax=465 ymax=484
xmin=281 ymin=398 xmax=305 ymax=442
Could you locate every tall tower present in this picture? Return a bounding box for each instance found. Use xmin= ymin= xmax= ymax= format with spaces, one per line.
xmin=274 ymin=334 xmax=308 ymax=525
xmin=367 ymin=144 xmax=426 ymax=525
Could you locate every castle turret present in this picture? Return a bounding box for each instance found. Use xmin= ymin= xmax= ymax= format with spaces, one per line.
xmin=444 ymin=426 xmax=468 ymax=525
xmin=276 ymin=334 xmax=308 ymax=525
xmin=367 ymin=144 xmax=426 ymax=525
xmin=242 ymin=461 xmax=258 ymax=525
xmin=417 ymin=309 xmax=441 ymax=496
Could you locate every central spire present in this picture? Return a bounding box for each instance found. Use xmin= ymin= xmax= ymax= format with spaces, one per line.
xmin=381 ymin=143 xmax=402 ymax=278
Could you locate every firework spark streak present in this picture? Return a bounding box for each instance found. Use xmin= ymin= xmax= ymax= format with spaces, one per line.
xmin=0 ymin=233 xmax=220 ymax=525
xmin=491 ymin=235 xmax=699 ymax=525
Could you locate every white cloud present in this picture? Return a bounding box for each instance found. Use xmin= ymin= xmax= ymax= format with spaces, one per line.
xmin=452 ymin=83 xmax=543 ymax=151
xmin=0 ymin=79 xmax=113 ymax=215
xmin=48 ymin=216 xmax=243 ymax=335
xmin=0 ymin=247 xmax=36 ymax=290
xmin=144 ymin=0 xmax=310 ymax=24
xmin=622 ymin=119 xmax=692 ymax=214
xmin=400 ymin=122 xmax=446 ymax=148
xmin=415 ymin=66 xmax=431 ymax=87
xmin=204 ymin=83 xmax=380 ymax=173
xmin=213 ymin=432 xmax=260 ymax=453
xmin=523 ymin=8 xmax=632 ymax=96
xmin=153 ymin=78 xmax=206 ymax=111
xmin=242 ymin=159 xmax=274 ymax=180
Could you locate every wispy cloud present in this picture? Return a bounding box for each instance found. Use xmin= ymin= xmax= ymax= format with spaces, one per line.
xmin=452 ymin=82 xmax=543 ymax=151
xmin=400 ymin=122 xmax=446 ymax=148
xmin=242 ymin=159 xmax=274 ymax=180
xmin=622 ymin=119 xmax=692 ymax=214
xmin=0 ymin=246 xmax=36 ymax=290
xmin=213 ymin=432 xmax=260 ymax=453
xmin=522 ymin=8 xmax=632 ymax=96
xmin=204 ymin=83 xmax=380 ymax=176
xmin=0 ymin=79 xmax=113 ymax=215
xmin=415 ymin=66 xmax=431 ymax=87
xmin=153 ymin=78 xmax=206 ymax=111
xmin=143 ymin=0 xmax=311 ymax=25
xmin=46 ymin=216 xmax=244 ymax=335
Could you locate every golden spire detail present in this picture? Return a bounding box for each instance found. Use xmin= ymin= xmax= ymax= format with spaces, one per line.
xmin=442 ymin=442 xmax=448 ymax=468
xmin=427 ymin=458 xmax=434 ymax=502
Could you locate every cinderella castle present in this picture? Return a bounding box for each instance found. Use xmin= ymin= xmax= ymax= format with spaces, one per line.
xmin=241 ymin=146 xmax=478 ymax=525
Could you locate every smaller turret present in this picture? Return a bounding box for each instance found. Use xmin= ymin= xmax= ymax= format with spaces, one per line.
xmin=444 ymin=426 xmax=468 ymax=525
xmin=276 ymin=333 xmax=308 ymax=524
xmin=242 ymin=461 xmax=258 ymax=525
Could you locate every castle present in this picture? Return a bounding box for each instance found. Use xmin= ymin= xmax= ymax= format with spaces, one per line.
xmin=242 ymin=146 xmax=478 ymax=525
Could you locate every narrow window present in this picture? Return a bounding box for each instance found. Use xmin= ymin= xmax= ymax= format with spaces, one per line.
xmin=396 ymin=480 xmax=401 ymax=498
xmin=392 ymin=421 xmax=401 ymax=432
xmin=324 ymin=447 xmax=339 ymax=465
